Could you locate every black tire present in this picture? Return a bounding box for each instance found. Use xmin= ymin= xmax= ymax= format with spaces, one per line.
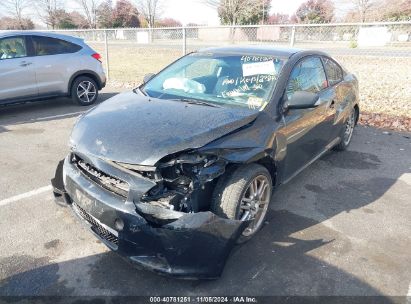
xmin=334 ymin=107 xmax=358 ymax=151
xmin=211 ymin=163 xmax=272 ymax=243
xmin=71 ymin=76 xmax=99 ymax=106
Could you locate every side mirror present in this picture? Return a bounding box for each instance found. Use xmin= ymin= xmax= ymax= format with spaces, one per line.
xmin=284 ymin=91 xmax=320 ymax=110
xmin=143 ymin=73 xmax=156 ymax=84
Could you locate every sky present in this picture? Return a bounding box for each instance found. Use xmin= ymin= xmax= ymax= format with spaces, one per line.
xmin=161 ymin=0 xmax=308 ymax=25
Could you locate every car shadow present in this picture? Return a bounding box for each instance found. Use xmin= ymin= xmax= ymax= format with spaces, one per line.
xmin=0 ymin=213 xmax=394 ymax=300
xmin=0 ymin=92 xmax=119 ymax=129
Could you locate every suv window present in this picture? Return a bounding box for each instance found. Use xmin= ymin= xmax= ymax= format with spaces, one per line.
xmin=287 ymin=57 xmax=327 ymax=98
xmin=323 ymin=57 xmax=343 ymax=86
xmin=0 ymin=37 xmax=27 ymax=60
xmin=32 ymin=36 xmax=82 ymax=56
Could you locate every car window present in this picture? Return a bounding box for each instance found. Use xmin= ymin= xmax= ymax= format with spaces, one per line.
xmin=0 ymin=37 xmax=27 ymax=60
xmin=323 ymin=57 xmax=343 ymax=86
xmin=287 ymin=57 xmax=327 ymax=98
xmin=32 ymin=36 xmax=82 ymax=56
xmin=143 ymin=53 xmax=286 ymax=110
xmin=184 ymin=58 xmax=219 ymax=79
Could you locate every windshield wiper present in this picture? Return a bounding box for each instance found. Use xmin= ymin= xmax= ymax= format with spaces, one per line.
xmin=133 ymin=86 xmax=147 ymax=96
xmin=171 ymin=98 xmax=221 ymax=108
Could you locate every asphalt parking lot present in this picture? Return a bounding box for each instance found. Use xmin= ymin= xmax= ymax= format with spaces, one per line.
xmin=0 ymin=87 xmax=410 ymax=298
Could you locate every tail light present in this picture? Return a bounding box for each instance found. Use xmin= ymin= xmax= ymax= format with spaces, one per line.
xmin=91 ymin=53 xmax=102 ymax=62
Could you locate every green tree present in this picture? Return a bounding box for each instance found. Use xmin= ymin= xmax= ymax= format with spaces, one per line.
xmin=54 ymin=9 xmax=75 ymax=28
xmin=56 ymin=14 xmax=78 ymax=29
xmin=55 ymin=10 xmax=88 ymax=29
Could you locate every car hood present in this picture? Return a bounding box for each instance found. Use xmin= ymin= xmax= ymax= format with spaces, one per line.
xmin=70 ymin=92 xmax=259 ymax=166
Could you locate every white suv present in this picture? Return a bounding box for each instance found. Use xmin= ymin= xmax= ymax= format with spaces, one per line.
xmin=0 ymin=31 xmax=106 ymax=106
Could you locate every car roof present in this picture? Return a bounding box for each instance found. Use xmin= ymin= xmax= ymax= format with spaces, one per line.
xmin=198 ymin=45 xmax=306 ymax=58
xmin=0 ymin=31 xmax=84 ymax=45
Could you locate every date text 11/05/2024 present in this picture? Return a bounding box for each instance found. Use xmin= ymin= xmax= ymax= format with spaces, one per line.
xmin=149 ymin=296 xmax=257 ymax=303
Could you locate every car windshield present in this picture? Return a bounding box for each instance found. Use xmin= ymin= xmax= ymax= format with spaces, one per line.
xmin=142 ymin=52 xmax=286 ymax=110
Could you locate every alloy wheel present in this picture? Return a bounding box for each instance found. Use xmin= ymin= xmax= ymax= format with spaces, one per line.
xmin=343 ymin=110 xmax=356 ymax=146
xmin=239 ymin=175 xmax=271 ymax=237
xmin=77 ymin=81 xmax=97 ymax=104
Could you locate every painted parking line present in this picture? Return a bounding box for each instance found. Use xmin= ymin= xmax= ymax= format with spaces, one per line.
xmin=30 ymin=111 xmax=85 ymax=122
xmin=0 ymin=185 xmax=52 ymax=207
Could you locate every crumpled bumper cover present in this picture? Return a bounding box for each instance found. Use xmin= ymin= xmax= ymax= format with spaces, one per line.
xmin=51 ymin=159 xmax=248 ymax=279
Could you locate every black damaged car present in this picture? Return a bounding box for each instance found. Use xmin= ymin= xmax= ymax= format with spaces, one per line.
xmin=52 ymin=46 xmax=359 ymax=279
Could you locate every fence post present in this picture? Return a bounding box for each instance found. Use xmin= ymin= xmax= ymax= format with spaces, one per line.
xmin=290 ymin=26 xmax=296 ymax=47
xmin=104 ymin=30 xmax=110 ymax=81
xmin=182 ymin=26 xmax=187 ymax=55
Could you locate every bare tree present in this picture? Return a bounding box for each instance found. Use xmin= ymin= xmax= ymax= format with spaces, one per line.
xmin=0 ymin=16 xmax=34 ymax=29
xmin=113 ymin=0 xmax=140 ymax=27
xmin=380 ymin=0 xmax=411 ymax=21
xmin=342 ymin=0 xmax=377 ymax=22
xmin=295 ymin=0 xmax=335 ymax=23
xmin=135 ymin=0 xmax=163 ymax=28
xmin=76 ymin=0 xmax=100 ymax=28
xmin=267 ymin=13 xmax=290 ymax=24
xmin=356 ymin=0 xmax=375 ymax=21
xmin=0 ymin=0 xmax=29 ymax=29
xmin=204 ymin=0 xmax=263 ymax=26
xmin=96 ymin=0 xmax=113 ymax=28
xmin=35 ymin=0 xmax=63 ymax=29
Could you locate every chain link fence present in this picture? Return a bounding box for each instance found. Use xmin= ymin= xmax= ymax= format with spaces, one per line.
xmin=51 ymin=22 xmax=411 ymax=118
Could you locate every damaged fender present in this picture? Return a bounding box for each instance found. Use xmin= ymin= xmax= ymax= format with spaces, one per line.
xmin=51 ymin=157 xmax=250 ymax=279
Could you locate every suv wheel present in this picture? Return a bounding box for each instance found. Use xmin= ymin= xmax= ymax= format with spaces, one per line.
xmin=334 ymin=107 xmax=357 ymax=151
xmin=211 ymin=164 xmax=273 ymax=243
xmin=71 ymin=76 xmax=98 ymax=106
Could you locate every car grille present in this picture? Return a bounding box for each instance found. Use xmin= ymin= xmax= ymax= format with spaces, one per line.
xmin=73 ymin=202 xmax=119 ymax=247
xmin=72 ymin=154 xmax=129 ymax=199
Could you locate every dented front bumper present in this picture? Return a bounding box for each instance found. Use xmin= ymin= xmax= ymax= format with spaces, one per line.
xmin=51 ymin=157 xmax=247 ymax=279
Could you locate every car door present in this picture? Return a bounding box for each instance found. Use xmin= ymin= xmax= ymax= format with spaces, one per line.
xmin=0 ymin=36 xmax=37 ymax=102
xmin=321 ymin=56 xmax=347 ymax=141
xmin=279 ymin=56 xmax=335 ymax=181
xmin=30 ymin=35 xmax=82 ymax=95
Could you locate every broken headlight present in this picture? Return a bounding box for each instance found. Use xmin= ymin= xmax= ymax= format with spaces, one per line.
xmin=140 ymin=152 xmax=227 ymax=213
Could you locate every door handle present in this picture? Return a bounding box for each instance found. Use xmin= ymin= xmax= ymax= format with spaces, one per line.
xmin=20 ymin=61 xmax=32 ymax=67
xmin=329 ymin=100 xmax=336 ymax=109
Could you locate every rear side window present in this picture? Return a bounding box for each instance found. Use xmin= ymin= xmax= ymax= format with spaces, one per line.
xmin=287 ymin=57 xmax=327 ymax=97
xmin=322 ymin=57 xmax=343 ymax=86
xmin=0 ymin=36 xmax=27 ymax=60
xmin=32 ymin=36 xmax=82 ymax=56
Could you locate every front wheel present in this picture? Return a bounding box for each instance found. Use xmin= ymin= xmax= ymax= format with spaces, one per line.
xmin=334 ymin=107 xmax=357 ymax=151
xmin=211 ymin=164 xmax=273 ymax=243
xmin=71 ymin=76 xmax=99 ymax=106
